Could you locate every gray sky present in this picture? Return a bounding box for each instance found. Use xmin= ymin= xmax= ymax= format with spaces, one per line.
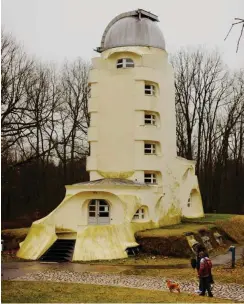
xmin=1 ymin=0 xmax=244 ymax=69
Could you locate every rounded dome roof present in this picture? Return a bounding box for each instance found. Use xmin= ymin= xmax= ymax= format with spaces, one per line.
xmin=96 ymin=9 xmax=166 ymax=52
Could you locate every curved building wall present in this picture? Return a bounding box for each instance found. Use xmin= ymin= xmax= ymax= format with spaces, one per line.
xmin=87 ymin=46 xmax=177 ymax=183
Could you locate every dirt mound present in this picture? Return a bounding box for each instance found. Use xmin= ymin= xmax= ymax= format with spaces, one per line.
xmin=135 ymin=222 xmax=239 ymax=258
xmin=1 ymin=228 xmax=29 ymax=251
xmin=216 ymin=215 xmax=244 ymax=243
xmin=135 ymin=235 xmax=192 ymax=257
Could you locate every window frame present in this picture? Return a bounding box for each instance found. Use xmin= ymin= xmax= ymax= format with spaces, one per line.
xmin=144 ymin=84 xmax=156 ymax=96
xmin=116 ymin=58 xmax=134 ymax=69
xmin=133 ymin=208 xmax=145 ymax=220
xmin=144 ymin=142 xmax=156 ymax=155
xmin=144 ymin=172 xmax=157 ymax=184
xmin=144 ymin=113 xmax=156 ymax=126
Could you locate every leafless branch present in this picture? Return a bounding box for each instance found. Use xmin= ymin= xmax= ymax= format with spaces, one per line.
xmin=224 ymin=18 xmax=244 ymax=52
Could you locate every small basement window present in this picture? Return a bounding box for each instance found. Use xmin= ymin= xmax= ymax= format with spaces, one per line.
xmin=145 ymin=84 xmax=155 ymax=96
xmin=133 ymin=208 xmax=145 ymax=220
xmin=144 ymin=142 xmax=156 ymax=154
xmin=144 ymin=172 xmax=157 ymax=184
xmin=117 ymin=58 xmax=134 ymax=68
xmin=144 ymin=113 xmax=156 ymax=125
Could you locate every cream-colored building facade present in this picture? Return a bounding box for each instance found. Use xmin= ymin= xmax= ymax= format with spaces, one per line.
xmin=17 ymin=9 xmax=204 ymax=262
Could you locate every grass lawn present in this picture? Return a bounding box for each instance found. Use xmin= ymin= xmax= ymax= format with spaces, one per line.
xmin=1 ymin=250 xmax=190 ymax=265
xmin=78 ymin=255 xmax=189 ymax=266
xmin=182 ymin=214 xmax=236 ymax=223
xmin=1 ymin=252 xmax=25 ymax=263
xmin=120 ymin=259 xmax=244 ymax=285
xmin=2 ymin=227 xmax=29 ymax=238
xmin=1 ymin=281 xmax=232 ymax=303
xmin=1 ymin=227 xmax=29 ymax=240
xmin=136 ymin=223 xmax=215 ymax=237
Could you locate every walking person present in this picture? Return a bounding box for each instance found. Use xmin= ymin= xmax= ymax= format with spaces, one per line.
xmin=191 ymin=244 xmax=212 ymax=293
xmin=198 ymin=251 xmax=213 ymax=297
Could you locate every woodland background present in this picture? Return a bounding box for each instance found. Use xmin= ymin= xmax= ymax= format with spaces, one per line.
xmin=1 ymin=30 xmax=244 ymax=227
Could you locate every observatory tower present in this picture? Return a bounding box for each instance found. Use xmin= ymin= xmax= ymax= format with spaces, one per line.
xmin=87 ymin=9 xmax=176 ymax=185
xmin=17 ymin=9 xmax=204 ymax=262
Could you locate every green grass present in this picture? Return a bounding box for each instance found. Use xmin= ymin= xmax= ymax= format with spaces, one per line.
xmin=78 ymin=255 xmax=189 ymax=266
xmin=1 ymin=227 xmax=29 ymax=239
xmin=1 ymin=281 xmax=232 ymax=303
xmin=182 ymin=214 xmax=236 ymax=223
xmin=120 ymin=259 xmax=244 ymax=285
xmin=136 ymin=223 xmax=215 ymax=237
xmin=1 ymin=227 xmax=29 ymax=261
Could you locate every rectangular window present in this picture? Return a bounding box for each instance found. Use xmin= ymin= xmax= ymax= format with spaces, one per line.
xmin=144 ymin=173 xmax=157 ymax=184
xmin=145 ymin=84 xmax=155 ymax=96
xmin=144 ymin=113 xmax=156 ymax=125
xmin=144 ymin=143 xmax=156 ymax=154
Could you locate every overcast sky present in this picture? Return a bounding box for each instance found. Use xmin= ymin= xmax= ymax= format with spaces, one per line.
xmin=1 ymin=0 xmax=244 ymax=69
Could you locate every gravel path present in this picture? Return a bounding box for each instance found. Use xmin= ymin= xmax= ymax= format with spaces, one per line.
xmin=13 ymin=270 xmax=244 ymax=302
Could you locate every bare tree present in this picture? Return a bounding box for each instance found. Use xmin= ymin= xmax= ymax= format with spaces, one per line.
xmin=1 ymin=30 xmax=35 ymax=153
xmin=171 ymin=49 xmax=229 ymax=167
xmin=172 ymin=48 xmax=244 ymax=213
xmin=224 ymin=18 xmax=244 ymax=52
xmin=51 ymin=58 xmax=90 ymax=181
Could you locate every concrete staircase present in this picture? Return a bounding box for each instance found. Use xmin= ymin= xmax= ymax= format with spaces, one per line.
xmin=39 ymin=239 xmax=75 ymax=262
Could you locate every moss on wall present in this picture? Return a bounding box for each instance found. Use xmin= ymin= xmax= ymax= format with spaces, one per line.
xmin=17 ymin=223 xmax=57 ymax=260
xmin=158 ymin=204 xmax=181 ymax=227
xmin=97 ymin=171 xmax=134 ymax=178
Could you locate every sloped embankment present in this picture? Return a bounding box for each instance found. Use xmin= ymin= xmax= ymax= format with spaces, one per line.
xmin=135 ymin=217 xmax=243 ymax=258
xmin=215 ymin=215 xmax=244 ymax=243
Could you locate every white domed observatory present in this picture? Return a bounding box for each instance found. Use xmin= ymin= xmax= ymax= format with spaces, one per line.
xmin=17 ymin=9 xmax=204 ymax=262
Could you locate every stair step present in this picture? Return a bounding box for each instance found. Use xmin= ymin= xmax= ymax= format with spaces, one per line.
xmin=55 ymin=241 xmax=75 ymax=243
xmin=41 ymin=254 xmax=70 ymax=259
xmin=46 ymin=247 xmax=74 ymax=250
xmin=45 ymin=247 xmax=74 ymax=251
xmin=39 ymin=239 xmax=75 ymax=263
xmin=46 ymin=247 xmax=73 ymax=249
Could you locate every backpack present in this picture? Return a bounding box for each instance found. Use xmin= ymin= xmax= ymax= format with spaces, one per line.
xmin=203 ymin=257 xmax=212 ymax=272
xmin=190 ymin=258 xmax=197 ymax=269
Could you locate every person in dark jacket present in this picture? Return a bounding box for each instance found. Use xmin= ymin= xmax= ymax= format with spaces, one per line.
xmin=198 ymin=251 xmax=213 ymax=297
xmin=191 ymin=244 xmax=214 ymax=293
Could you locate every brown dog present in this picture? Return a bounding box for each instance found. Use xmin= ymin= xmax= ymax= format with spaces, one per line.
xmin=166 ymin=279 xmax=181 ymax=293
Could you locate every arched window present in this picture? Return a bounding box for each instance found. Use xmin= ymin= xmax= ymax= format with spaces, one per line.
xmin=117 ymin=58 xmax=134 ymax=68
xmin=133 ymin=208 xmax=144 ymax=220
xmin=132 ymin=207 xmax=148 ymax=221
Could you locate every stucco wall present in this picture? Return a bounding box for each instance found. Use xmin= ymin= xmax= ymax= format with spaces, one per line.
xmin=87 ymin=46 xmax=177 ymax=183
